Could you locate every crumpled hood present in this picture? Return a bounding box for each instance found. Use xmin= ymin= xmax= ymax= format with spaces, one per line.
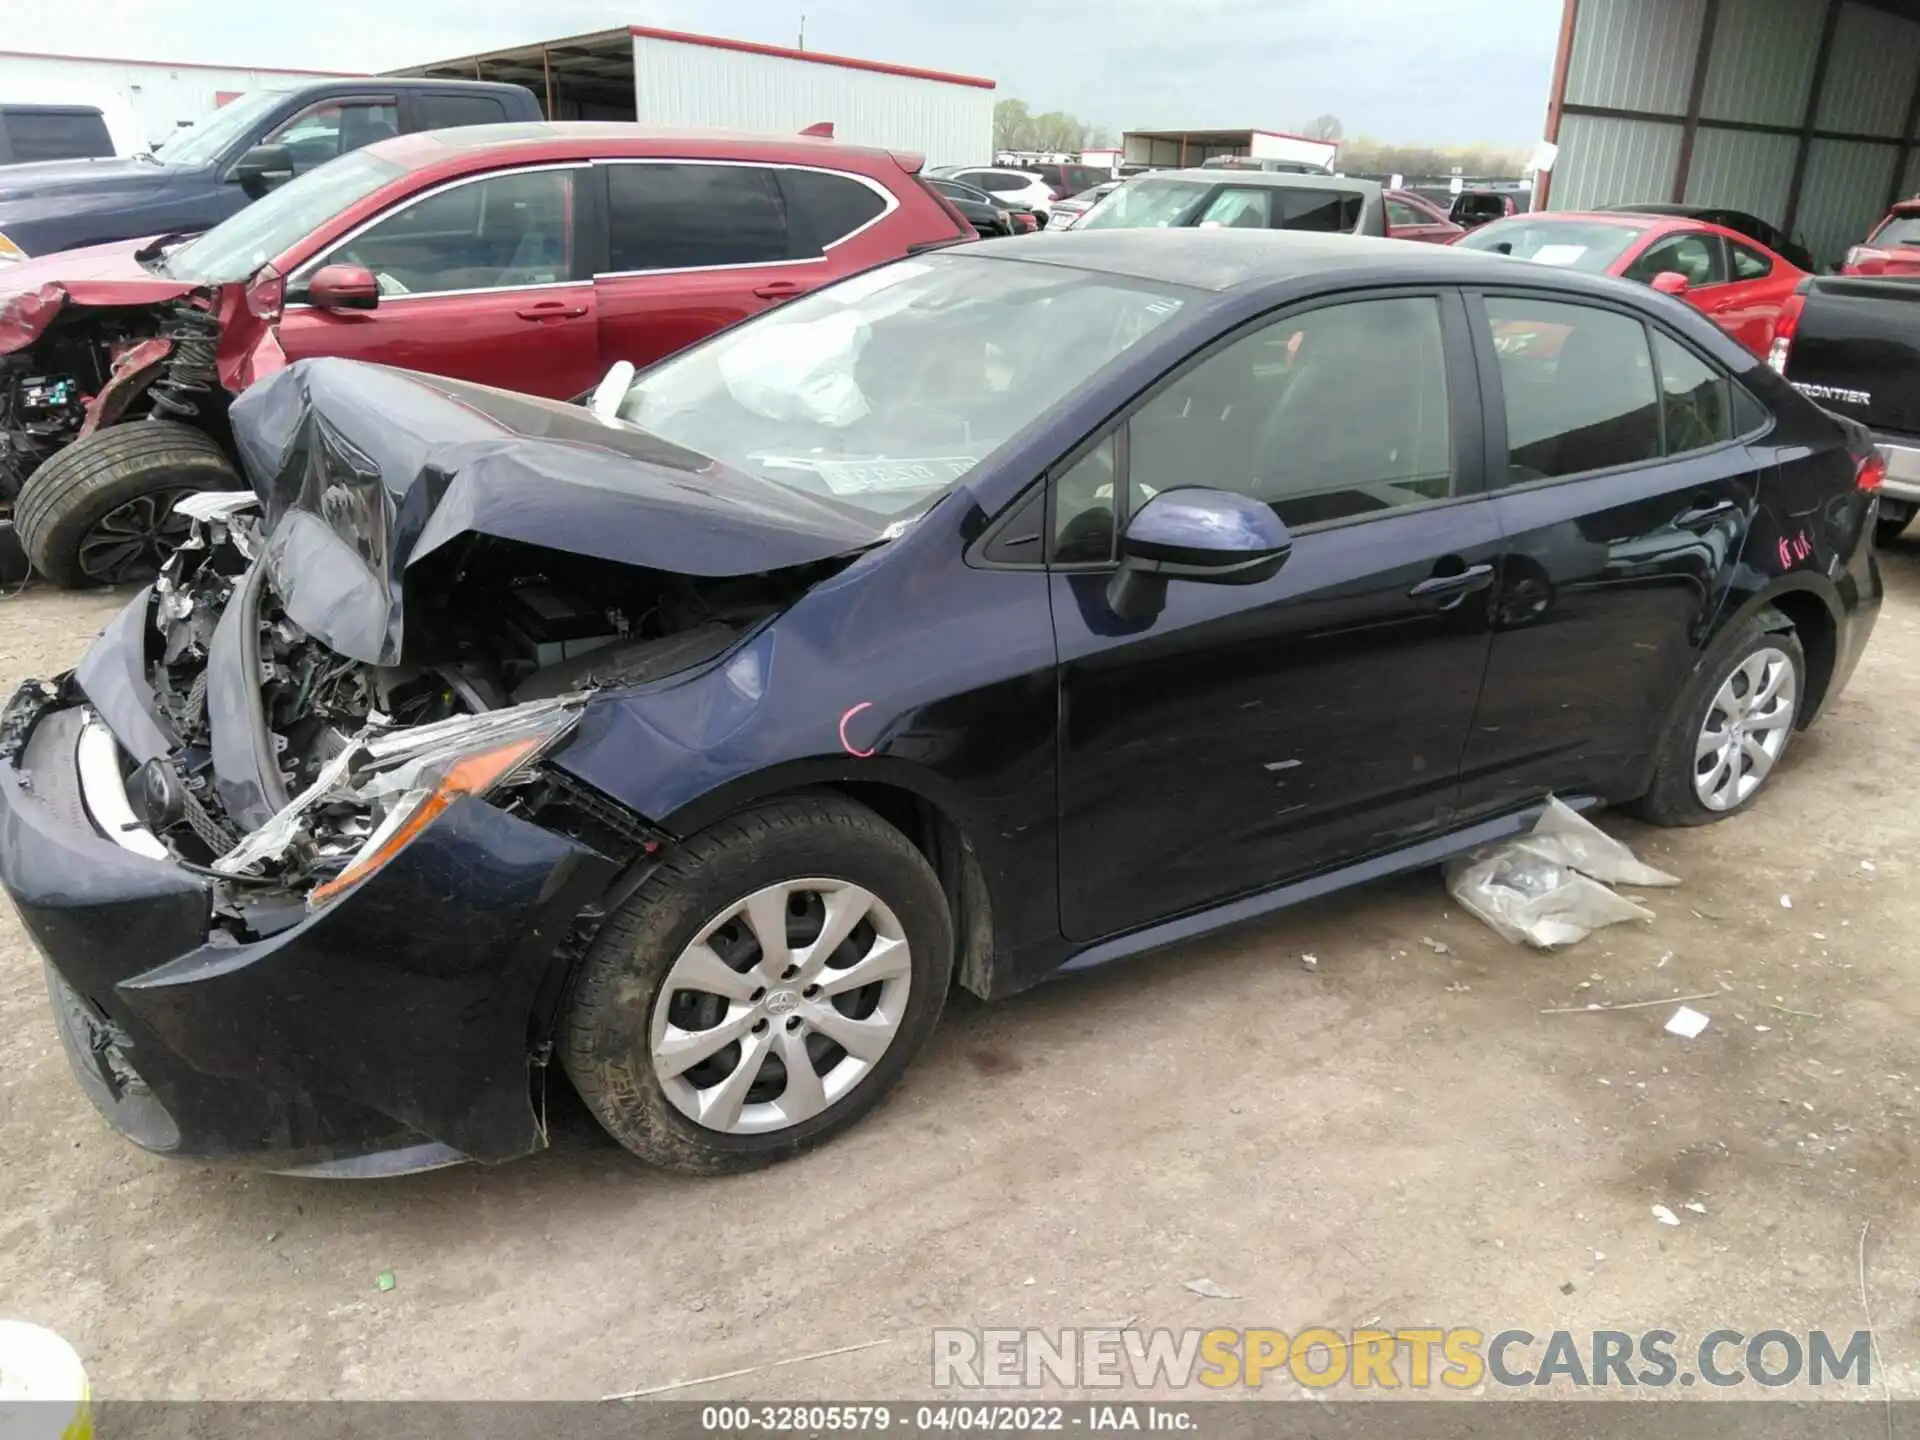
xmin=229 ymin=358 xmax=883 ymax=666
xmin=0 ymin=237 xmax=204 ymax=353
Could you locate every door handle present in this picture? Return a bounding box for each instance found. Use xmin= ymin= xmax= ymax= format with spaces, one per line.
xmin=752 ymin=280 xmax=805 ymax=300
xmin=1674 ymin=496 xmax=1737 ymax=529
xmin=515 ymin=301 xmax=587 ymax=321
xmin=1409 ymin=562 xmax=1495 ymax=599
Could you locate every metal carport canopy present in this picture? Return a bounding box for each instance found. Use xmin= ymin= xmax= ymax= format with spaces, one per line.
xmin=1539 ymin=0 xmax=1920 ymax=266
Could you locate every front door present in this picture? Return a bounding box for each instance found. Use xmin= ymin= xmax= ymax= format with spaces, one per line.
xmin=1052 ymin=290 xmax=1501 ymax=940
xmin=1455 ymin=290 xmax=1758 ymax=819
xmin=278 ymin=165 xmax=601 ymax=399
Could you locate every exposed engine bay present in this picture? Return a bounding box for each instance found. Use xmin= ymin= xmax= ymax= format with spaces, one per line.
xmin=0 ymin=297 xmax=222 ymax=503
xmin=126 ymin=497 xmax=826 ymax=925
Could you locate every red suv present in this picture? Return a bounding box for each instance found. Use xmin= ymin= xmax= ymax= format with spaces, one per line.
xmin=0 ymin=122 xmax=969 ymax=586
xmin=1844 ymin=199 xmax=1920 ymax=275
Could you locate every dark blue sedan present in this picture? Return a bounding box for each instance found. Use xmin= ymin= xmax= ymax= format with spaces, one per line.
xmin=0 ymin=229 xmax=1882 ymax=1175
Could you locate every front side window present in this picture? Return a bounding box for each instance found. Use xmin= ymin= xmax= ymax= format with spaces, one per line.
xmin=262 ymin=101 xmax=398 ymax=175
xmin=317 ymin=168 xmax=575 ymax=296
xmin=1484 ymin=297 xmax=1659 ymax=483
xmin=1128 ymin=295 xmax=1454 ymax=530
xmin=1626 ymin=232 xmax=1727 ymax=287
xmin=616 ymin=254 xmax=1186 ymax=526
xmin=1388 ymin=200 xmax=1427 ymax=228
xmin=605 ymin=163 xmax=789 ymax=271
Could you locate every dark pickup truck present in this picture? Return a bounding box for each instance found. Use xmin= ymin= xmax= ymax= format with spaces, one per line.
xmin=0 ymin=78 xmax=540 ymax=264
xmin=1775 ymin=273 xmax=1920 ymax=544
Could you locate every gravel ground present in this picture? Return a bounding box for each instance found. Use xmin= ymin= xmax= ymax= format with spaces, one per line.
xmin=0 ymin=559 xmax=1915 ymax=1403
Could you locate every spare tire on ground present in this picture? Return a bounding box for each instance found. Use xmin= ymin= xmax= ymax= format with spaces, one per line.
xmin=15 ymin=421 xmax=244 ymax=590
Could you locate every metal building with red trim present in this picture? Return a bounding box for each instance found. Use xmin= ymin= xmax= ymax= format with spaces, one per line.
xmin=391 ymin=25 xmax=996 ymax=169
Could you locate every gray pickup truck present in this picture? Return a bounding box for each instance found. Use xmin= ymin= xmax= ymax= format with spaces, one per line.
xmin=1775 ymin=274 xmax=1920 ymax=545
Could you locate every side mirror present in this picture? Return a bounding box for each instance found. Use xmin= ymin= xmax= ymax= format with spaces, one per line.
xmin=1107 ymin=488 xmax=1293 ymax=622
xmin=1650 ymin=270 xmax=1692 ymax=297
xmin=308 ymin=263 xmax=379 ymax=312
xmin=230 ymin=143 xmax=294 ymax=197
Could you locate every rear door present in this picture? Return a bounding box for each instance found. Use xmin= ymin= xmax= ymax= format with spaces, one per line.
xmin=1052 ymin=288 xmax=1501 ymax=939
xmin=278 ymin=163 xmax=601 ymax=397
xmin=1454 ymin=290 xmax=1760 ymax=818
xmin=591 ymin=160 xmax=894 ymax=371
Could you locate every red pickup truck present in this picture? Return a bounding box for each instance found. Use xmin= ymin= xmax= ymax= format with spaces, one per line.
xmin=0 ymin=122 xmax=969 ymax=587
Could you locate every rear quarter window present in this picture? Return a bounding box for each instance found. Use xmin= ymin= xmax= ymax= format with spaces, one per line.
xmin=410 ymin=93 xmax=510 ymax=130
xmin=779 ymin=170 xmax=890 ymax=253
xmin=0 ymin=110 xmax=111 ymax=162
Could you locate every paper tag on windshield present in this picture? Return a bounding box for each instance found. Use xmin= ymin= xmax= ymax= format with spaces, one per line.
xmin=1530 ymin=244 xmax=1589 ymax=267
xmin=761 ymin=456 xmax=976 ymax=494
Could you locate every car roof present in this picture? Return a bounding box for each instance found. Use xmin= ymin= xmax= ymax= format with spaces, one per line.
xmin=960 ymin=226 xmax=1615 ymax=293
xmin=367 ymin=120 xmax=913 ymax=173
xmin=1140 ymin=168 xmax=1377 ymax=193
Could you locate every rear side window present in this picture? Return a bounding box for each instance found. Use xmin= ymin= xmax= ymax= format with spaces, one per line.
xmin=1729 ymin=241 xmax=1773 ymax=281
xmin=0 ymin=110 xmax=111 ymax=162
xmin=968 ymin=172 xmax=1029 ymax=195
xmin=780 ymin=170 xmax=888 ymax=252
xmin=412 ymin=93 xmax=509 ymax=131
xmin=1484 ymin=297 xmax=1660 ymax=483
xmin=1626 ymin=232 xmax=1728 ymax=286
xmin=1277 ymin=188 xmax=1363 ymax=233
xmin=1652 ymin=331 xmax=1733 ymax=454
xmin=1871 ymin=212 xmax=1920 ymax=246
xmin=604 ymin=163 xmax=791 ymax=271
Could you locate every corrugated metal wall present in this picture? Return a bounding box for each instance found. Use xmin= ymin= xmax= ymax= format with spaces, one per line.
xmin=0 ymin=53 xmax=353 ymax=149
xmin=1551 ymin=112 xmax=1683 ymax=209
xmin=629 ymin=35 xmax=993 ymax=169
xmin=1700 ymin=0 xmax=1821 ymax=126
xmin=1549 ymin=0 xmax=1920 ymax=265
xmin=1564 ymin=0 xmax=1705 ymax=111
xmin=1801 ymin=137 xmax=1901 ymax=263
xmin=1683 ymin=128 xmax=1797 ymax=217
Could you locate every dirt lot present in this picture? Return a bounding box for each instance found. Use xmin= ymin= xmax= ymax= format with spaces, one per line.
xmin=0 ymin=560 xmax=1917 ymax=1404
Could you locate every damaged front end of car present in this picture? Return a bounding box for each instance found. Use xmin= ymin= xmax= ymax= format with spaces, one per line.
xmin=0 ymin=357 xmax=875 ymax=1173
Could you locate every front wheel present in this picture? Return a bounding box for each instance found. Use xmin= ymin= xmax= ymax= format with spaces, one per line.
xmin=1630 ymin=609 xmax=1805 ymax=827
xmin=14 ymin=420 xmax=241 ymax=589
xmin=561 ymin=794 xmax=953 ymax=1174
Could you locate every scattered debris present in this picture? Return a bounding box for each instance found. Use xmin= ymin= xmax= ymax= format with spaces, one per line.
xmin=1420 ymin=936 xmax=1451 ymax=954
xmin=1780 ymin=895 xmax=1794 ymax=909
xmin=1664 ymin=1006 xmax=1712 ymax=1039
xmin=1755 ymin=1024 xmax=1772 ymax=1033
xmin=1445 ymin=982 xmax=1472 ymax=994
xmin=1684 ymin=1202 xmax=1707 ymax=1215
xmin=1540 ymin=991 xmax=1716 ymax=1017
xmin=1300 ymin=953 xmax=1319 ymax=972
xmin=1651 ymin=1205 xmax=1681 ymax=1226
xmin=1447 ymin=797 xmax=1678 ymax=948
xmin=1859 ymin=860 xmax=1876 ymax=872
xmin=1593 ymin=1250 xmax=1606 ymax=1263
xmin=603 ymin=1337 xmax=898 ymax=1401
xmin=1560 ymin=1280 xmax=1577 ymax=1295
xmin=1765 ymin=1001 xmax=1824 ymax=1020
xmin=1183 ymin=1278 xmax=1237 ymax=1300
xmin=375 ymin=1270 xmax=396 ymax=1292
xmin=1656 ymin=951 xmax=1673 ymax=969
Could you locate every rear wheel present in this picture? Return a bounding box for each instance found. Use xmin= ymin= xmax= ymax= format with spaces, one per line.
xmin=561 ymin=794 xmax=952 ymax=1173
xmin=15 ymin=420 xmax=241 ymax=589
xmin=1631 ymin=609 xmax=1805 ymax=827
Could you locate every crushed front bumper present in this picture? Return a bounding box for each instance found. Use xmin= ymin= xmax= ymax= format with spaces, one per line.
xmin=0 ymin=675 xmax=618 ymax=1172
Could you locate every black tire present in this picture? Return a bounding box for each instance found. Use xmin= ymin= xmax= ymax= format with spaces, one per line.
xmin=1874 ymin=507 xmax=1911 ymax=549
xmin=1629 ymin=607 xmax=1806 ymax=827
xmin=562 ymin=793 xmax=953 ymax=1174
xmin=15 ymin=420 xmax=241 ymax=589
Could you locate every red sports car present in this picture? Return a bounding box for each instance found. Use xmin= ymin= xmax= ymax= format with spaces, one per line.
xmin=1455 ymin=210 xmax=1806 ymax=358
xmin=1383 ymin=189 xmax=1464 ymax=244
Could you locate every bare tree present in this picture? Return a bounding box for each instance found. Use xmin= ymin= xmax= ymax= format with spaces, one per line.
xmin=1303 ymin=114 xmax=1344 ymax=142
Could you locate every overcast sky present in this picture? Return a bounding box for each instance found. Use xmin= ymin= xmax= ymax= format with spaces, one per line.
xmin=9 ymin=0 xmax=1564 ymax=146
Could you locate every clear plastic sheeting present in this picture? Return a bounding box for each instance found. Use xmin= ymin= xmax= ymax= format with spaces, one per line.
xmin=1446 ymin=798 xmax=1680 ymax=949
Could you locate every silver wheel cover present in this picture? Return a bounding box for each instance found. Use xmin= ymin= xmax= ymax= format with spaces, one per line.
xmin=1693 ymin=646 xmax=1796 ymax=812
xmin=650 ymin=879 xmax=913 ymax=1135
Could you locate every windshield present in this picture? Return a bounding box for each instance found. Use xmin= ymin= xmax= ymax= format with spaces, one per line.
xmin=1456 ymin=217 xmax=1646 ymax=272
xmin=1871 ymin=213 xmax=1920 ymax=247
xmin=615 ymin=255 xmax=1187 ymax=527
xmin=160 ymin=149 xmax=405 ymax=283
xmin=150 ymin=90 xmax=289 ymax=167
xmin=1078 ymin=179 xmax=1212 ymax=229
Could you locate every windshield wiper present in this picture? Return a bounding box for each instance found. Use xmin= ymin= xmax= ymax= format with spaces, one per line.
xmin=132 ymin=231 xmax=198 ymax=274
